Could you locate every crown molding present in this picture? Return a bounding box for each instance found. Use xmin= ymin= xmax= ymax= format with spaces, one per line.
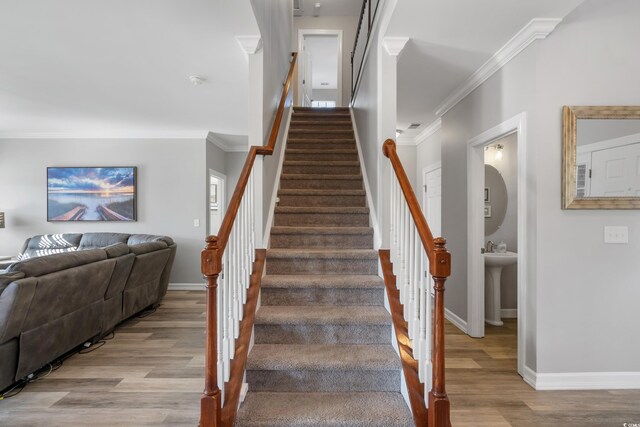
xmin=206 ymin=132 xmax=249 ymax=152
xmin=435 ymin=18 xmax=562 ymax=117
xmin=235 ymin=36 xmax=263 ymax=56
xmin=0 ymin=131 xmax=208 ymax=139
xmin=382 ymin=37 xmax=410 ymax=57
xmin=416 ymin=118 xmax=442 ymax=146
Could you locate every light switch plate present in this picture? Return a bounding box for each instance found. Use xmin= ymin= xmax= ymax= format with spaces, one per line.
xmin=604 ymin=226 xmax=628 ymax=244
xmin=194 ymin=219 xmax=200 ymax=227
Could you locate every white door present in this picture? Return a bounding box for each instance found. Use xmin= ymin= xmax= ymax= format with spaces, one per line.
xmin=424 ymin=166 xmax=442 ymax=294
xmin=590 ymin=141 xmax=640 ymax=196
xmin=209 ymin=172 xmax=225 ymax=236
xmin=301 ymin=38 xmax=313 ymax=107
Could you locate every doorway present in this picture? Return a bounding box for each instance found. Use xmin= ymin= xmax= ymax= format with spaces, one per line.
xmin=209 ymin=170 xmax=226 ymax=236
xmin=297 ymin=30 xmax=343 ymax=108
xmin=467 ymin=113 xmax=529 ymax=378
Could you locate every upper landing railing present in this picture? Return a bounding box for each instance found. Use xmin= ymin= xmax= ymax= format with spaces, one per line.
xmin=351 ymin=0 xmax=381 ymax=100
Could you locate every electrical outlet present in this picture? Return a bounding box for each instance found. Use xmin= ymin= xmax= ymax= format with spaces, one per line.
xmin=193 ymin=219 xmax=200 ymax=227
xmin=604 ymin=226 xmax=628 ymax=244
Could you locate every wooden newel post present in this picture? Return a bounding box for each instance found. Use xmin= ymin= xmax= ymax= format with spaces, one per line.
xmin=428 ymin=237 xmax=452 ymax=427
xmin=200 ymin=236 xmax=222 ymax=427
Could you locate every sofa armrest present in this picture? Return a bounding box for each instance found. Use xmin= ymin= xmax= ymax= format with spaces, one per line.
xmin=0 ymin=278 xmax=37 ymax=344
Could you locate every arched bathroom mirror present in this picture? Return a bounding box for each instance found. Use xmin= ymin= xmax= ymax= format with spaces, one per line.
xmin=485 ymin=164 xmax=508 ymax=235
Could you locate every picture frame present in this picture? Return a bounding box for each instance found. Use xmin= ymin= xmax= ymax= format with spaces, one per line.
xmin=47 ymin=167 xmax=137 ymax=222
xmin=210 ymin=182 xmax=218 ymax=211
xmin=484 ymin=205 xmax=492 ymax=218
xmin=484 ymin=187 xmax=490 ymax=203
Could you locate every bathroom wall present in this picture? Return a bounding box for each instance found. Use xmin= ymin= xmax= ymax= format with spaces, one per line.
xmin=484 ymin=133 xmax=518 ymax=313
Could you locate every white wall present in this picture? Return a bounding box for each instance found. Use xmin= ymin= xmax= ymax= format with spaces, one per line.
xmin=312 ymin=88 xmax=338 ymax=103
xmin=438 ymin=0 xmax=640 ymax=376
xmin=0 ymin=138 xmax=208 ymax=284
xmin=293 ymin=16 xmax=358 ymax=107
xmin=533 ymin=0 xmax=640 ymax=374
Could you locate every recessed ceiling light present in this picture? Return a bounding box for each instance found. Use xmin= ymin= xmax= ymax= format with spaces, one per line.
xmin=189 ymin=75 xmax=206 ymax=85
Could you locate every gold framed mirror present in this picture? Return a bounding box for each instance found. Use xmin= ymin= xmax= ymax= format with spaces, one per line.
xmin=562 ymin=106 xmax=640 ymax=209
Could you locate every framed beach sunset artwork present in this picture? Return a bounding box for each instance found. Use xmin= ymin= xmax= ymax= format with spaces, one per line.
xmin=47 ymin=167 xmax=137 ymax=222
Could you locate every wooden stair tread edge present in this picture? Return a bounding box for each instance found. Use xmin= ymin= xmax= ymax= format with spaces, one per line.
xmin=255 ymin=305 xmax=392 ymax=325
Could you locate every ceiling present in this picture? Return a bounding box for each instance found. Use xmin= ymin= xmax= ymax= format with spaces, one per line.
xmin=387 ymin=0 xmax=584 ymax=138
xmin=0 ymin=0 xmax=259 ymax=137
xmin=305 ymin=35 xmax=340 ymax=89
xmin=294 ymin=0 xmax=362 ymax=17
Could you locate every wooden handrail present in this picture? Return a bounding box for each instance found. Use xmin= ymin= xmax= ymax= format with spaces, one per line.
xmin=200 ymin=52 xmax=298 ymax=427
xmin=382 ymin=138 xmax=452 ymax=427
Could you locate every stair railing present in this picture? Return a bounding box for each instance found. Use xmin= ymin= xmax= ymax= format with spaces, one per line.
xmin=383 ymin=139 xmax=452 ymax=427
xmin=351 ymin=0 xmax=381 ymax=100
xmin=200 ymin=52 xmax=298 ymax=427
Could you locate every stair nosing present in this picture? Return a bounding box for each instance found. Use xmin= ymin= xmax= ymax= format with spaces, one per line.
xmin=255 ymin=305 xmax=392 ymax=326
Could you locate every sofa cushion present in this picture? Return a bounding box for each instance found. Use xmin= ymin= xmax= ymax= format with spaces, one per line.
xmin=104 ymin=243 xmax=130 ymax=258
xmin=78 ymin=233 xmax=131 ymax=250
xmin=18 ymin=233 xmax=82 ymax=260
xmin=0 ymin=272 xmax=25 ymax=295
xmin=8 ymin=249 xmax=107 ymax=278
xmin=128 ymin=234 xmax=174 ymax=246
xmin=129 ymin=241 xmax=168 ymax=255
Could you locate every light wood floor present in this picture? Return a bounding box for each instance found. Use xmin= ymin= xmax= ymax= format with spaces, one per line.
xmin=1 ymin=291 xmax=638 ymax=426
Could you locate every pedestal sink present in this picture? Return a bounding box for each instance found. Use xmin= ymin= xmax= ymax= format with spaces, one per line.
xmin=484 ymin=251 xmax=517 ymax=326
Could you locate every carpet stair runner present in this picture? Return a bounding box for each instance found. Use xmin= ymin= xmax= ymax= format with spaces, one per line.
xmin=236 ymin=107 xmax=413 ymax=427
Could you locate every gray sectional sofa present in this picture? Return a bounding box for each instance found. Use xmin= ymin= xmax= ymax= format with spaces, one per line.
xmin=0 ymin=233 xmax=176 ymax=392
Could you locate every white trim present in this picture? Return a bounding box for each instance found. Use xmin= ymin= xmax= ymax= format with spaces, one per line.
xmin=297 ymin=29 xmax=343 ymax=107
xmin=435 ymin=18 xmax=562 ymax=117
xmin=382 ymin=37 xmax=409 ymax=57
xmin=0 ymin=131 xmax=209 ymax=140
xmin=423 ymin=161 xmax=442 ymax=176
xmin=168 ymin=283 xmax=205 ymax=291
xmin=467 ymin=112 xmax=528 ymax=378
xmin=501 ymin=308 xmax=517 ymax=318
xmin=522 ymin=366 xmax=537 ymax=389
xmin=206 ymin=132 xmax=249 ymax=152
xmin=263 ymin=108 xmax=293 ymax=247
xmin=351 ymin=108 xmax=382 ymax=249
xmin=235 ymin=36 xmax=263 ymax=56
xmin=445 ymin=308 xmax=468 ymax=334
xmin=208 ymin=168 xmax=227 ymax=236
xmin=535 ymin=372 xmax=640 ymax=391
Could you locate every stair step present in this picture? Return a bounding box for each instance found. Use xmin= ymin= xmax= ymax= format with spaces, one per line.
xmin=290 ymin=120 xmax=352 ymax=128
xmin=280 ymin=174 xmax=363 ymax=190
xmin=246 ymin=344 xmax=401 ymax=392
xmin=289 ymin=129 xmax=354 ymax=139
xmin=283 ymin=160 xmax=361 ymax=175
xmin=260 ymin=274 xmax=385 ymax=307
xmin=254 ymin=305 xmax=392 ymax=344
xmin=236 ymin=392 xmax=413 ymax=427
xmin=274 ymin=206 xmax=369 ymax=227
xmin=261 ymin=274 xmax=384 ymax=306
xmin=293 ymin=107 xmax=350 ymax=113
xmin=266 ymin=249 xmax=378 ymax=275
xmin=285 ymin=148 xmax=359 ymax=161
xmin=270 ymin=226 xmax=373 ymax=249
xmin=277 ymin=189 xmax=366 ymax=208
xmin=292 ymin=112 xmax=351 ymax=120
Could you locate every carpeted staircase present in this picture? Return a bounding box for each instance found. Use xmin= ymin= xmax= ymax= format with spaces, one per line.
xmin=236 ymin=107 xmax=414 ymax=427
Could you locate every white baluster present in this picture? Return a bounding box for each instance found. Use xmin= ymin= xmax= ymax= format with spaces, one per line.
xmin=403 ymin=204 xmax=410 ymax=320
xmin=407 ymin=216 xmax=415 ymax=341
xmin=390 ymin=178 xmax=395 ymax=265
xmin=418 ymin=240 xmax=428 ymax=382
xmin=412 ymin=228 xmax=421 ymax=344
xmin=217 ymin=257 xmax=224 ymax=391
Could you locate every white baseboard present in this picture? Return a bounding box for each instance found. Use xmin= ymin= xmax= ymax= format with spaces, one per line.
xmin=522 ymin=366 xmax=537 ymax=389
xmin=445 ymin=308 xmax=468 ymax=334
xmin=501 ymin=308 xmax=517 ymax=318
xmin=525 ymin=369 xmax=640 ymax=390
xmin=168 ymin=283 xmax=205 ymax=291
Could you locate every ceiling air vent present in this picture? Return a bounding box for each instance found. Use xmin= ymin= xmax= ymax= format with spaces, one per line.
xmin=408 ymin=123 xmax=421 ymax=129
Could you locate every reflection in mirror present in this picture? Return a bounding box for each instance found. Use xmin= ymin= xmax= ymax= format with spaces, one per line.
xmin=576 ymin=119 xmax=640 ymax=198
xmin=562 ymin=106 xmax=640 ymax=209
xmin=484 ymin=165 xmax=507 ymax=235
